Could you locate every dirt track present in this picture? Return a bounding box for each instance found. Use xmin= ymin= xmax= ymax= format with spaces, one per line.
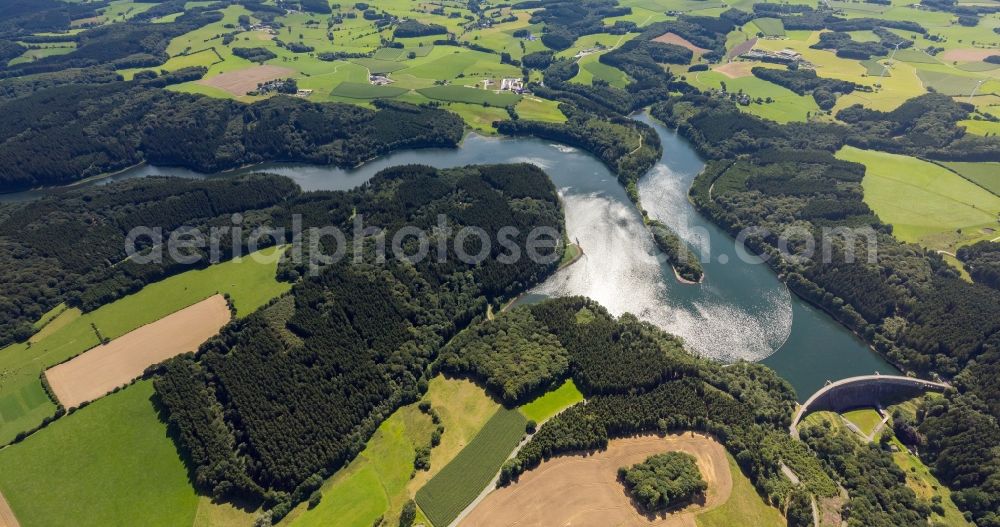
xmin=460 ymin=433 xmax=732 ymax=527
xmin=198 ymin=65 xmax=296 ymax=96
xmin=0 ymin=490 xmax=19 ymax=527
xmin=653 ymin=33 xmax=710 ymax=56
xmin=45 ymin=295 xmax=231 ymax=409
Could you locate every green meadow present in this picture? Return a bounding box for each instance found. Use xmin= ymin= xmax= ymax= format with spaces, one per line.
xmin=749 ymin=17 xmax=785 ymax=37
xmin=0 ymin=381 xmax=199 ymax=527
xmin=283 ymin=376 xmax=501 ymax=527
xmin=842 ymin=408 xmax=883 ymax=438
xmin=695 ymin=454 xmax=785 ymax=527
xmin=331 ymin=81 xmax=409 ymax=99
xmin=941 ymin=161 xmax=1000 ymax=196
xmin=573 ymin=52 xmax=631 ymax=88
xmin=516 ymin=97 xmax=567 ymax=122
xmin=838 ymin=146 xmax=1000 ymax=253
xmin=287 ymin=402 xmax=435 ymax=527
xmin=689 ymin=69 xmax=820 ymax=123
xmin=518 ymin=379 xmax=584 ymax=423
xmin=0 ymin=246 xmax=289 ymax=446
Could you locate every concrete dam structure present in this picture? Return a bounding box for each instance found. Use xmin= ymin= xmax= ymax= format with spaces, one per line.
xmin=791 ymin=374 xmax=949 ymax=438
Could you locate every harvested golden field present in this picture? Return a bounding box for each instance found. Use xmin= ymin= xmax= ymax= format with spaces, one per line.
xmin=941 ymin=48 xmax=999 ymax=62
xmin=460 ymin=433 xmax=732 ymax=527
xmin=0 ymin=491 xmax=18 ymax=527
xmin=653 ymin=32 xmax=709 ymax=55
xmin=714 ymin=62 xmax=755 ymax=78
xmin=44 ymin=295 xmax=230 ymax=408
xmin=197 ymin=65 xmax=296 ymax=96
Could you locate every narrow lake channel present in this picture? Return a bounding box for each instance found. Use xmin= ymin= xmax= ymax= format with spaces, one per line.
xmin=4 ymin=114 xmax=898 ymax=399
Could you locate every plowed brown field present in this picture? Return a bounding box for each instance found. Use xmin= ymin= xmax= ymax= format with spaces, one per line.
xmin=45 ymin=295 xmax=230 ymax=408
xmin=460 ymin=433 xmax=732 ymax=527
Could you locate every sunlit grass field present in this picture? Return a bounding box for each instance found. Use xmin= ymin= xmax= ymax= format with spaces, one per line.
xmin=839 ymin=146 xmax=1000 ymax=254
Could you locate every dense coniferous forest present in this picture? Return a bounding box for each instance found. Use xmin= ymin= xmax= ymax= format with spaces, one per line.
xmin=0 ymin=8 xmax=223 ymax=77
xmin=0 ymin=79 xmax=463 ymax=191
xmin=153 ymin=164 xmax=564 ymax=517
xmin=957 ymin=241 xmax=1000 ymax=290
xmin=0 ymin=174 xmax=298 ymax=346
xmin=0 ymin=66 xmax=123 ymax=100
xmin=0 ymin=0 xmax=108 ymax=39
xmin=652 ymin=94 xmax=1000 ymax=525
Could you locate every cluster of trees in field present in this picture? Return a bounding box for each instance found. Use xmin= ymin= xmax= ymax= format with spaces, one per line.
xmin=600 ymin=40 xmax=692 ymax=76
xmin=648 ymin=220 xmax=703 ymax=283
xmin=619 ymin=452 xmax=706 ymax=512
xmin=800 ymin=421 xmax=931 ymax=527
xmin=0 ymin=173 xmax=298 ymax=346
xmin=1 ymin=9 xmax=223 ymax=78
xmin=752 ymin=3 xmax=926 ymax=34
xmin=639 ymin=10 xmax=752 ymax=62
xmin=838 ymin=94 xmax=1000 ymax=162
xmin=152 ymin=164 xmax=564 ymax=518
xmin=0 ymin=79 xmax=463 ymax=191
xmin=751 ymin=67 xmax=857 ymax=110
xmin=517 ymin=0 xmax=631 ymax=51
xmin=393 ymin=19 xmax=447 ymax=38
xmin=231 ymin=46 xmax=277 ymax=63
xmin=652 ymin=93 xmax=1000 ymax=525
xmin=659 ymin=92 xmax=1000 ymax=167
xmin=810 ymin=28 xmax=912 ymax=60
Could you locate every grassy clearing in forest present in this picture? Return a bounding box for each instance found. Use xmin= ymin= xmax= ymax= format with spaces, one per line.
xmin=518 ymin=379 xmax=584 ymax=423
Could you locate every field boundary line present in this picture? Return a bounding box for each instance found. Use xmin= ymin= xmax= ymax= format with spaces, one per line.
xmin=0 ymin=490 xmax=19 ymax=527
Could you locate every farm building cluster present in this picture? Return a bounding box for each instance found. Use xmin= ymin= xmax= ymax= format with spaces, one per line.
xmin=740 ymin=48 xmax=812 ymax=67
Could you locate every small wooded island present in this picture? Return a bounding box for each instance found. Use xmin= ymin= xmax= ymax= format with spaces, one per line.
xmin=649 ymin=220 xmax=704 ymax=283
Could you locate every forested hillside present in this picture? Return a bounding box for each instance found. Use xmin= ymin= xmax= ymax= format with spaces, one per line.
xmin=441 ymin=298 xmax=852 ymax=519
xmin=153 ymin=163 xmax=564 ymax=518
xmin=0 ymin=174 xmax=298 ymax=346
xmin=653 ymin=94 xmax=1000 ymax=525
xmin=0 ymin=8 xmax=222 ymax=77
xmin=0 ymin=81 xmax=462 ymax=192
